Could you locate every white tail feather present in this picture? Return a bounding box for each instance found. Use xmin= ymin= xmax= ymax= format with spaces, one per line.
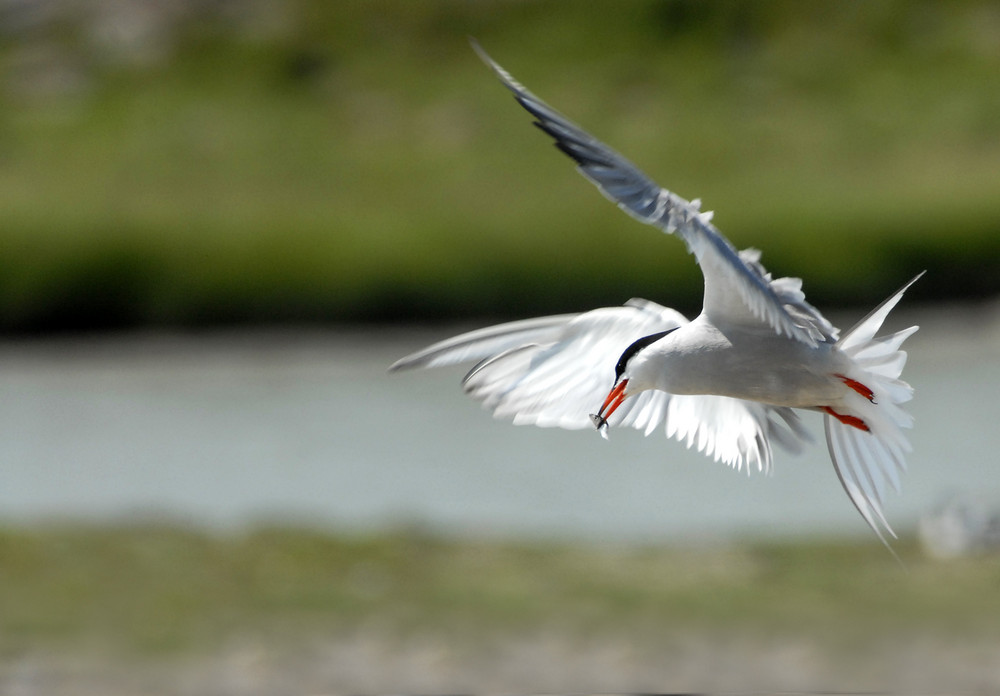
xmin=824 ymin=273 xmax=923 ymax=544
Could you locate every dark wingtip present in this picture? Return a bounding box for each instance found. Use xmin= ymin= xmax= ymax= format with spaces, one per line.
xmin=386 ymin=358 xmax=409 ymax=373
xmin=468 ymin=36 xmax=487 ymax=62
xmin=469 ymin=38 xmax=511 ymax=88
xmin=469 ymin=38 xmax=538 ymax=104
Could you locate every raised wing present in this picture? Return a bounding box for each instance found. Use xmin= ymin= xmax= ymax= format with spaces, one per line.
xmin=472 ymin=41 xmax=836 ymax=347
xmin=392 ymin=299 xmax=810 ymax=472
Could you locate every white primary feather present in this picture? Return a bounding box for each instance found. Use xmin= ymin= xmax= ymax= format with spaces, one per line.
xmin=388 ymin=314 xmax=575 ymax=371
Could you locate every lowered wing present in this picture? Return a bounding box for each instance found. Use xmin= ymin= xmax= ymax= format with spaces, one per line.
xmin=392 ymin=299 xmax=809 ymax=472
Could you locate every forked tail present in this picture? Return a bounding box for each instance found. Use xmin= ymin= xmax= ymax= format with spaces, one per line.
xmin=825 ymin=273 xmax=924 ymax=546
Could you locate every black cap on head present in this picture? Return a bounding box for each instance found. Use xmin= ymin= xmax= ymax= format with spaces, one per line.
xmin=614 ymin=328 xmax=678 ymax=382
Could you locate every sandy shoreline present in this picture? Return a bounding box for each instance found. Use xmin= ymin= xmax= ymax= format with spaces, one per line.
xmin=5 ymin=628 xmax=999 ymax=695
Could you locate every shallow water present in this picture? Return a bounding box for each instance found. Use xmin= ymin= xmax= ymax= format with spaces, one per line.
xmin=1 ymin=302 xmax=998 ymax=544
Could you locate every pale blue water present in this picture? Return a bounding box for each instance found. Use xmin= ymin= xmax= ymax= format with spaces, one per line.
xmin=0 ymin=303 xmax=997 ymax=543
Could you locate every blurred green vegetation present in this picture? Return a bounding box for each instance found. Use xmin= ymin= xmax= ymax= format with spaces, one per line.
xmin=1 ymin=524 xmax=999 ymax=657
xmin=0 ymin=0 xmax=998 ymax=332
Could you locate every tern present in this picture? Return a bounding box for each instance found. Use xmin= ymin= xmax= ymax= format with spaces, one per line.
xmin=391 ymin=43 xmax=922 ymax=544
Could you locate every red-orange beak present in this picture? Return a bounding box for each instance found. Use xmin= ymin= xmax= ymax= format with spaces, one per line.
xmin=591 ymin=378 xmax=628 ymax=430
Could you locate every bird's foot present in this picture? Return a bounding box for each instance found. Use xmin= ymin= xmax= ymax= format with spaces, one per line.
xmin=822 ymin=406 xmax=870 ymax=432
xmin=836 ymin=373 xmax=876 ymax=403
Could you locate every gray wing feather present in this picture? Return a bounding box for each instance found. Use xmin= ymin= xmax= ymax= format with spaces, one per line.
xmin=472 ymin=40 xmax=835 ymax=347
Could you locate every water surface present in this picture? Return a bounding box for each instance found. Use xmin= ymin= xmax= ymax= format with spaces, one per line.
xmin=1 ymin=303 xmax=997 ymax=544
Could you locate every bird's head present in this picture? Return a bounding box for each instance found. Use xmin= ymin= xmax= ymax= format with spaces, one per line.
xmin=590 ymin=327 xmax=678 ymax=436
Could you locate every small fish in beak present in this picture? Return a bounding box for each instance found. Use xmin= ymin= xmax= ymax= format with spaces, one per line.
xmin=591 ymin=378 xmax=629 ymax=439
xmin=589 ymin=412 xmax=610 ymax=439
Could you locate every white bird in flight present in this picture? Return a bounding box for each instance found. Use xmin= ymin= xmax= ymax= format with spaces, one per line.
xmin=391 ymin=43 xmax=922 ymax=545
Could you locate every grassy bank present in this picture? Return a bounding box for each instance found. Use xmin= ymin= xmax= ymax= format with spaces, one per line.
xmin=1 ymin=1 xmax=999 ymax=331
xmin=2 ymin=523 xmax=999 ymax=657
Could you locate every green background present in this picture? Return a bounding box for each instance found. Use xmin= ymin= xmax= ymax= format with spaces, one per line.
xmin=1 ymin=0 xmax=998 ymax=332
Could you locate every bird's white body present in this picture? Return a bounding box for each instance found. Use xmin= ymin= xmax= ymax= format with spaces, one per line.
xmin=632 ymin=316 xmax=846 ymax=406
xmin=391 ymin=43 xmax=922 ymax=545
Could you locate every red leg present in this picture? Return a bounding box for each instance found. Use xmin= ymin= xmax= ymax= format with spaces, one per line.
xmin=822 ymin=406 xmax=870 ymax=432
xmin=835 ymin=373 xmax=876 ymax=403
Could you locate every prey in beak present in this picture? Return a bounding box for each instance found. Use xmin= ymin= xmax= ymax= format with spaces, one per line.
xmin=589 ymin=378 xmax=629 ymax=439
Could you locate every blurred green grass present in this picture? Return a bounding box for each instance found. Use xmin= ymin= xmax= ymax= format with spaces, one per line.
xmin=0 ymin=1 xmax=998 ymax=331
xmin=2 ymin=524 xmax=999 ymax=658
